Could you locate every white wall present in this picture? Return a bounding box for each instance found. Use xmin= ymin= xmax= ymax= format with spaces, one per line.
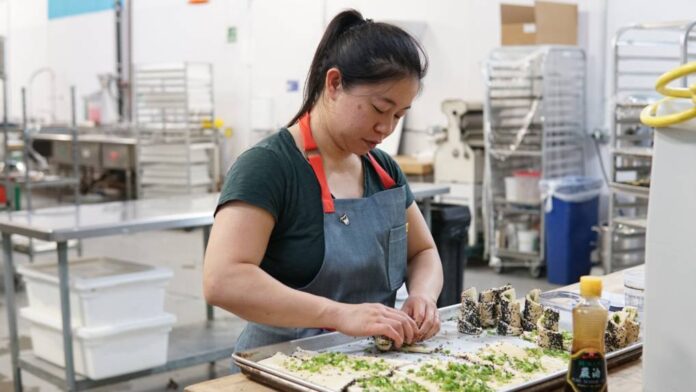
xmin=0 ymin=0 xmax=113 ymax=124
xmin=242 ymin=0 xmax=324 ymax=146
xmin=1 ymin=0 xmax=49 ymax=122
xmin=129 ymin=0 xmax=533 ymax=164
xmin=47 ymin=12 xmax=115 ymax=122
xmin=321 ymin=0 xmax=499 ymax=157
xmin=132 ymin=0 xmax=246 ymax=165
xmin=131 ymin=0 xmax=323 ymax=164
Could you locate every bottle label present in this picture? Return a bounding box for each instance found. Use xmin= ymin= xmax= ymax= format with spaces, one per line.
xmin=566 ymin=348 xmax=607 ymax=392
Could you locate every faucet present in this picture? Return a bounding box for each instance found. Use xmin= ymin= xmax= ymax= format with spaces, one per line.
xmin=26 ymin=67 xmax=57 ymax=125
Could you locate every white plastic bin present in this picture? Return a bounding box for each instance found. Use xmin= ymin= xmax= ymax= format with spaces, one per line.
xmin=17 ymin=257 xmax=173 ymax=327
xmin=517 ymin=229 xmax=539 ymax=253
xmin=504 ymin=170 xmax=541 ymax=204
xmin=20 ymin=307 xmax=176 ymax=380
xmin=624 ymin=268 xmax=645 ymax=321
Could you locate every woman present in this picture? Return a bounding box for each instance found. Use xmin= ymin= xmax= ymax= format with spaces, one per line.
xmin=203 ymin=9 xmax=443 ymax=357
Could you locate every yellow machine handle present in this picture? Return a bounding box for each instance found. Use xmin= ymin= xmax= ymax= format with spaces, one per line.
xmin=640 ymin=61 xmax=696 ymax=127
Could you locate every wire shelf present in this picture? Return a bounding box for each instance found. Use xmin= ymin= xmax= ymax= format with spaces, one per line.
xmin=606 ymin=20 xmax=696 ymax=272
xmin=133 ymin=62 xmax=219 ymax=199
xmin=483 ymin=46 xmax=586 ymax=275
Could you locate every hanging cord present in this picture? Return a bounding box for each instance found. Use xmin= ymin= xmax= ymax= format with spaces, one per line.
xmin=641 ymin=61 xmax=696 ymax=127
xmin=592 ymin=134 xmax=611 ymax=186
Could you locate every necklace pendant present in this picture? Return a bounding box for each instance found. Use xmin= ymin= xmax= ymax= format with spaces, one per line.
xmin=339 ymin=213 xmax=350 ymax=226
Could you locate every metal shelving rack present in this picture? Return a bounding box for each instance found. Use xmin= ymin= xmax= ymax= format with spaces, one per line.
xmin=483 ymin=46 xmax=586 ymax=277
xmin=1 ymin=86 xmax=81 ymax=261
xmin=133 ymin=62 xmax=220 ymax=198
xmin=607 ymin=21 xmax=696 ymax=272
xmin=0 ymin=195 xmax=236 ymax=392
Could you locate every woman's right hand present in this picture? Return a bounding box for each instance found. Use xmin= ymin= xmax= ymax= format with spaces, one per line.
xmin=325 ymin=303 xmax=418 ymax=348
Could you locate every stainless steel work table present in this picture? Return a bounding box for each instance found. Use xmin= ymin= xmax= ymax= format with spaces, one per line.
xmin=1 ymin=193 xmax=225 ymax=392
xmin=185 ymin=267 xmax=645 ymax=392
xmin=31 ymin=132 xmax=138 ymax=200
xmin=2 ymin=183 xmax=449 ymax=392
xmin=410 ymin=182 xmax=450 ymax=228
xmin=31 ymin=132 xmax=137 ymax=145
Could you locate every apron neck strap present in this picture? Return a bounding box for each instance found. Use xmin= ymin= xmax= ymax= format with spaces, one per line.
xmin=298 ymin=112 xmax=397 ymax=213
xmin=299 ymin=112 xmax=334 ymax=213
xmin=299 ymin=112 xmax=318 ymax=152
xmin=367 ymin=153 xmax=397 ymax=189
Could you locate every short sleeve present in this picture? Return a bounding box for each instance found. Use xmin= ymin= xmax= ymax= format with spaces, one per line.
xmin=216 ymin=147 xmax=286 ymax=220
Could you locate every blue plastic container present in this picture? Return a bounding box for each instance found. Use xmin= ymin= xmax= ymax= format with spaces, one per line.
xmin=542 ymin=177 xmax=602 ymax=285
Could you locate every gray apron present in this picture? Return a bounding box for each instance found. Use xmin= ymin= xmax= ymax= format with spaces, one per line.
xmin=233 ymin=113 xmax=407 ymax=363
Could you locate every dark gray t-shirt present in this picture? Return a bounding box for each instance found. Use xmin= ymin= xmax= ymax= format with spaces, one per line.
xmin=216 ymin=128 xmax=415 ymax=288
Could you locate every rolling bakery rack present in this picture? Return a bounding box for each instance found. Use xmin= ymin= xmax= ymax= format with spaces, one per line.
xmin=483 ymin=46 xmax=586 ymax=277
xmin=606 ymin=20 xmax=696 ymax=272
xmin=132 ymin=62 xmax=221 ymax=198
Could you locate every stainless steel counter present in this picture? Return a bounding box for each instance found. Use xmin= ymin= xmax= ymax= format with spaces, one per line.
xmin=410 ymin=182 xmax=450 ymax=227
xmin=0 ymin=193 xmax=219 ymax=242
xmin=30 ymin=132 xmax=138 ymax=199
xmin=410 ymin=182 xmax=449 ymax=199
xmin=1 ymin=193 xmax=221 ymax=392
xmin=31 ymin=133 xmax=137 ymax=145
xmin=0 ymin=183 xmax=449 ymax=242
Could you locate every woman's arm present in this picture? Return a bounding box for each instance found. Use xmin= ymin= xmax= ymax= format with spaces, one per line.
xmin=401 ymin=202 xmax=444 ymax=341
xmin=203 ymin=201 xmax=418 ymax=346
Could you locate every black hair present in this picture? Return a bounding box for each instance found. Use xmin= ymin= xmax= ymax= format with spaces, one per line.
xmin=288 ymin=9 xmax=428 ymax=126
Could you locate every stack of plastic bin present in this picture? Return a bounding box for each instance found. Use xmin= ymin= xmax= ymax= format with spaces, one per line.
xmin=17 ymin=257 xmax=175 ymax=379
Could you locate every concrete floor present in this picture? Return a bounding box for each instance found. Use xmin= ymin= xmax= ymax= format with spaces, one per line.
xmin=0 ymin=227 xmax=563 ymax=392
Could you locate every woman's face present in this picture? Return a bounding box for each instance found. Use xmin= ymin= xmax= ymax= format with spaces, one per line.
xmin=324 ymin=72 xmax=420 ymax=155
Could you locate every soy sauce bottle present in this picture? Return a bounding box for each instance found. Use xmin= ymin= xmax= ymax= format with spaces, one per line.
xmin=565 ymin=276 xmax=609 ymax=392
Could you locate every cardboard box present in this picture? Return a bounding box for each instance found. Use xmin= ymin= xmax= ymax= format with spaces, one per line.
xmin=394 ymin=155 xmax=433 ymax=176
xmin=500 ymin=1 xmax=577 ymax=46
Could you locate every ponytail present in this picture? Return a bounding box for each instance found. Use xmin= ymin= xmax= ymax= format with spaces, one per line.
xmin=288 ymin=9 xmax=428 ymax=127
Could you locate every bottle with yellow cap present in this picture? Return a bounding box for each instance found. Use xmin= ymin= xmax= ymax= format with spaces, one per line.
xmin=565 ymin=276 xmax=609 ymax=392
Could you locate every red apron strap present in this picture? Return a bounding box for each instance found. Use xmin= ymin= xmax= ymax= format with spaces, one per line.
xmin=299 ymin=113 xmax=335 ymax=213
xmin=298 ymin=112 xmax=398 ymax=213
xmin=299 ymin=113 xmax=318 ymax=151
xmin=366 ymin=152 xmax=397 ymax=189
xmin=308 ymin=155 xmax=335 ymax=213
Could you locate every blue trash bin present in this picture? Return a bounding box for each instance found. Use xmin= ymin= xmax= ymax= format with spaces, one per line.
xmin=541 ymin=177 xmax=602 ymax=285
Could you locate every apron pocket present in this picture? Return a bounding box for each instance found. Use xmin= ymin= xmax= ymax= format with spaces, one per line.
xmin=387 ymin=223 xmax=408 ymax=291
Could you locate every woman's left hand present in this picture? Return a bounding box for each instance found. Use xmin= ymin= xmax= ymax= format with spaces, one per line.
xmin=401 ymin=293 xmax=440 ymax=342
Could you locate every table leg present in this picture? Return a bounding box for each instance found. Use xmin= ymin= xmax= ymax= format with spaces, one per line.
xmin=77 ymin=239 xmax=83 ymax=257
xmin=28 ymin=238 xmax=34 ymax=263
xmin=422 ymin=198 xmax=433 ymax=229
xmin=208 ymin=362 xmax=217 ymax=380
xmin=3 ymin=233 xmax=23 ymax=392
xmin=57 ymin=241 xmax=77 ymax=391
xmin=202 ymin=225 xmax=213 ymax=321
xmin=202 ymin=225 xmax=217 ymax=371
xmin=125 ymin=169 xmax=133 ymax=200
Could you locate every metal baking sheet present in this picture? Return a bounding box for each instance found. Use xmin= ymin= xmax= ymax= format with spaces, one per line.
xmin=233 ymin=304 xmax=643 ymax=392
